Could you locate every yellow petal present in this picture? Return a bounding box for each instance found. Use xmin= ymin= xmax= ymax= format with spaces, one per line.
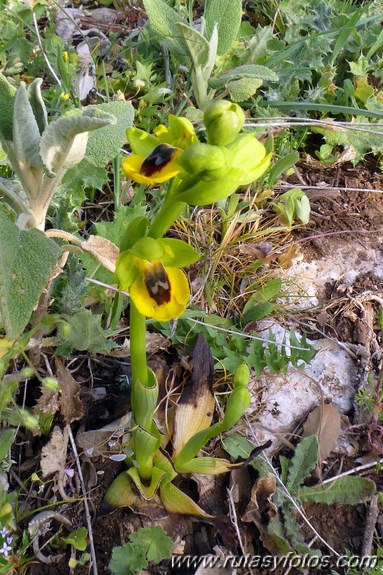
xmin=130 ymin=265 xmax=189 ymax=321
xmin=122 ymin=155 xmax=153 ymax=185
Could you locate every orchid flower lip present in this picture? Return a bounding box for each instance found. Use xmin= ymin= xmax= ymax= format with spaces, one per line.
xmin=141 ymin=144 xmax=178 ymax=177
xmin=143 ymin=261 xmax=171 ymax=305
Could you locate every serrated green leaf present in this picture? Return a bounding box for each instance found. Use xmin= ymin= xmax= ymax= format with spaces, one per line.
xmin=0 ymin=73 xmax=16 ymax=142
xmin=109 ymin=543 xmax=147 ymax=575
xmin=176 ymin=22 xmax=210 ymax=69
xmin=40 ymin=108 xmax=116 ymax=176
xmin=286 ymin=435 xmax=318 ymax=493
xmin=209 ymin=64 xmax=279 ymax=90
xmin=0 ymin=209 xmax=60 ymax=338
xmin=205 ymin=0 xmax=242 ymax=56
xmin=129 ymin=526 xmax=173 ymax=563
xmin=85 ymin=101 xmax=134 ymax=168
xmin=298 ymin=476 xmax=375 ymax=505
xmin=226 ymin=77 xmax=263 ymax=102
xmin=13 ymin=82 xmax=43 ymax=169
xmin=142 ymin=0 xmax=186 ymax=57
xmin=57 ymin=309 xmax=113 ymax=355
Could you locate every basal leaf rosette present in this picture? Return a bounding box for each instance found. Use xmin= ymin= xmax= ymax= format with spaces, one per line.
xmin=116 ymin=237 xmax=199 ymax=321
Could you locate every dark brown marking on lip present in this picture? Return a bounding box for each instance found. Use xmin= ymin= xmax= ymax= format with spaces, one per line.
xmin=144 ymin=262 xmax=171 ymax=305
xmin=141 ymin=144 xmax=177 ymax=177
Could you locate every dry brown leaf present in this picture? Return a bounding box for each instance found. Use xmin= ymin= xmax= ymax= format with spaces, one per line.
xmin=242 ymin=474 xmax=280 ymax=554
xmin=172 ymin=334 xmax=214 ymax=455
xmin=40 ymin=426 xmax=68 ymax=478
xmin=76 ymin=414 xmax=131 ymax=458
xmin=82 ymin=235 xmax=119 ymax=273
xmin=303 ymin=403 xmax=341 ymax=460
xmin=55 ymin=358 xmax=84 ymax=424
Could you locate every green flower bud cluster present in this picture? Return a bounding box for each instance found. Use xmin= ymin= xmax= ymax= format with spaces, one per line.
xmin=175 ymin=100 xmax=272 ymax=205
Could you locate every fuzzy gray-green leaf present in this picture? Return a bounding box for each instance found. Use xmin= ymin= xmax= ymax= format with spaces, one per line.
xmin=0 ymin=208 xmax=60 ymax=338
xmin=176 ymin=23 xmax=210 ymax=69
xmin=226 ymin=77 xmax=263 ymax=102
xmin=40 ymin=108 xmax=116 ymax=176
xmin=13 ymin=82 xmax=43 ymax=169
xmin=209 ymin=64 xmax=279 ymax=90
xmin=286 ymin=435 xmax=318 ymax=493
xmin=142 ymin=0 xmax=186 ymax=57
xmin=27 ymin=78 xmax=48 ymax=135
xmin=0 ymin=73 xmax=16 ymax=142
xmin=297 ymin=476 xmax=375 ymax=505
xmin=205 ymin=0 xmax=242 ymax=55
xmin=84 ymin=101 xmax=134 ymax=167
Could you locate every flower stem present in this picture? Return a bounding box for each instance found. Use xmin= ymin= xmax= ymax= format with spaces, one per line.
xmin=129 ymin=301 xmax=148 ymax=392
xmin=148 ymin=198 xmax=187 ymax=239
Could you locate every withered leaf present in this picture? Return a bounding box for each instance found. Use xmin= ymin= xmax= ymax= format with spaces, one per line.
xmin=40 ymin=426 xmax=68 ymax=478
xmin=303 ymin=403 xmax=341 ymax=460
xmin=172 ymin=334 xmax=215 ymax=454
xmin=55 ymin=358 xmax=84 ymax=424
xmin=82 ymin=235 xmax=119 ymax=273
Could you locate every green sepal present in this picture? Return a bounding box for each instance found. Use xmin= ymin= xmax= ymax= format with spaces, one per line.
xmin=159 ymin=238 xmax=200 ymax=267
xmin=176 ymin=175 xmax=238 ymax=205
xmin=104 ymin=471 xmax=138 ymax=508
xmin=160 ymin=481 xmax=213 ymax=517
xmin=127 ymin=465 xmax=165 ymax=499
xmin=179 ymin=143 xmax=229 ymax=179
xmin=131 ymin=368 xmax=159 ymax=428
xmin=115 ymin=251 xmax=137 ymax=291
xmin=119 ymin=216 xmax=149 ymax=252
xmin=126 ymin=126 xmax=159 ymax=157
xmin=130 ymin=236 xmax=165 ymax=261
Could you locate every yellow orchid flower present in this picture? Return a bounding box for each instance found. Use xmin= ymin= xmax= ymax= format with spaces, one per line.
xmin=122 ymin=143 xmax=183 ymax=185
xmin=130 ymin=259 xmax=189 ymax=321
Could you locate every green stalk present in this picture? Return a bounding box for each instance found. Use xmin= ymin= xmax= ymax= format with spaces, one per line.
xmin=113 ymin=155 xmax=121 ymax=211
xmin=148 ymin=198 xmax=187 ymax=239
xmin=129 ymin=301 xmax=148 ymax=391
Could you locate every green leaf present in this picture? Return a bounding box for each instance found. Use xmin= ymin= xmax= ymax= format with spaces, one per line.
xmin=286 ymin=435 xmax=318 ymax=493
xmin=242 ymin=302 xmax=275 ymax=323
xmin=0 ymin=73 xmax=16 ymax=142
xmin=109 ymin=543 xmax=147 ymax=575
xmin=176 ymin=22 xmax=210 ymax=69
xmin=57 ymin=309 xmax=113 ymax=355
xmin=129 ymin=526 xmax=173 ymax=563
xmin=62 ymin=527 xmax=88 ymax=551
xmin=40 ymin=107 xmax=116 ymax=176
xmin=27 ymin=78 xmax=47 ymax=135
xmin=298 ymin=476 xmax=376 ymax=505
xmin=209 ymin=65 xmax=279 ymax=90
xmin=13 ymin=82 xmax=42 ymax=169
xmin=226 ymin=77 xmax=263 ymax=102
xmin=205 ymin=0 xmax=242 ymax=56
xmin=267 ymin=151 xmax=299 ymax=188
xmin=94 ymin=205 xmax=148 ymax=250
xmin=85 ymin=101 xmax=134 ymax=167
xmin=0 ymin=207 xmax=60 ymax=338
xmin=0 ymin=429 xmax=16 ymax=462
xmin=142 ymin=0 xmax=186 ymax=57
xmin=222 ymin=432 xmax=255 ymax=460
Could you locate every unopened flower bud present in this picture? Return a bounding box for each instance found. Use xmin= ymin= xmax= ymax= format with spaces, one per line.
xmin=204 ymin=100 xmax=245 ymax=146
xmin=234 ymin=362 xmax=250 ymax=388
xmin=222 ymin=386 xmax=251 ymax=430
xmin=179 ymin=143 xmax=229 ymax=180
